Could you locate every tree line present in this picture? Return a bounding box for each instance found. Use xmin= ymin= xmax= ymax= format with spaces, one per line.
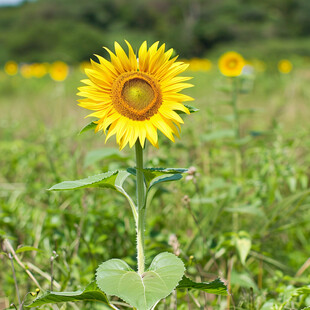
xmin=1 ymin=0 xmax=310 ymax=64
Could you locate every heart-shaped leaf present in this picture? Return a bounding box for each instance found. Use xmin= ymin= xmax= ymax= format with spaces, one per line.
xmin=25 ymin=281 xmax=113 ymax=308
xmin=96 ymin=252 xmax=185 ymax=310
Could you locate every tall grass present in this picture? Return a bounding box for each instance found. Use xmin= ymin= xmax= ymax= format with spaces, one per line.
xmin=1 ymin=61 xmax=310 ymax=309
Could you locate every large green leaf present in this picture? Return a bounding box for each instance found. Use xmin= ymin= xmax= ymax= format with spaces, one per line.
xmin=128 ymin=167 xmax=187 ymax=190
xmin=96 ymin=252 xmax=185 ymax=310
xmin=48 ymin=170 xmax=137 ymax=220
xmin=176 ymin=276 xmax=228 ymax=296
xmin=25 ymin=281 xmax=113 ymax=308
xmin=48 ymin=171 xmax=119 ymax=191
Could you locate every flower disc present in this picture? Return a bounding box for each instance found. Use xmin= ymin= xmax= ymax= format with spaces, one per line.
xmin=78 ymin=41 xmax=193 ymax=149
xmin=111 ymin=72 xmax=162 ymax=121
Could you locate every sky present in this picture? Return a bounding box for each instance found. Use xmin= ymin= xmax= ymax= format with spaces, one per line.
xmin=0 ymin=0 xmax=24 ymax=6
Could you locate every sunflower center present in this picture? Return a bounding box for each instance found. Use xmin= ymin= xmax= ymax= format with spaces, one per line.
xmin=111 ymin=72 xmax=162 ymax=121
xmin=122 ymin=79 xmax=155 ymax=110
xmin=227 ymin=59 xmax=237 ymax=69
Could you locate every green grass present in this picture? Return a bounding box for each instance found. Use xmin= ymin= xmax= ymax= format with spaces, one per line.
xmin=1 ymin=61 xmax=310 ymax=309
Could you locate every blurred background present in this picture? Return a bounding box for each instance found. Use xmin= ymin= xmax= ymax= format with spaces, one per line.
xmin=1 ymin=0 xmax=310 ymax=63
xmin=1 ymin=0 xmax=310 ymax=309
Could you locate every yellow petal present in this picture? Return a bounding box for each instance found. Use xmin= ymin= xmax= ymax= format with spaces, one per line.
xmin=114 ymin=42 xmax=132 ymax=71
xmin=150 ymin=114 xmax=175 ymax=142
xmin=103 ymin=47 xmax=126 ymax=74
xmin=105 ymin=119 xmax=121 ymax=142
xmin=145 ymin=121 xmax=158 ymax=147
xmin=159 ymin=106 xmax=184 ymax=124
xmin=162 ymin=83 xmax=194 ymax=93
xmin=162 ymin=101 xmax=190 ymax=114
xmin=94 ymin=54 xmax=118 ymax=76
xmin=163 ymin=93 xmax=194 ymax=102
xmin=148 ymin=43 xmax=166 ymax=74
xmin=125 ymin=40 xmax=138 ymax=71
xmin=115 ymin=117 xmax=129 ymax=144
xmin=137 ymin=122 xmax=147 ymax=148
xmin=129 ymin=120 xmax=140 ymax=148
xmin=138 ymin=41 xmax=147 ymax=71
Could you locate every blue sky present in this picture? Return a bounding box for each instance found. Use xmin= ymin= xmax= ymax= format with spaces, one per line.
xmin=0 ymin=0 xmax=24 ymax=6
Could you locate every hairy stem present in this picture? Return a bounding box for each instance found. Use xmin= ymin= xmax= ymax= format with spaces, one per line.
xmin=231 ymin=77 xmax=242 ymax=233
xmin=4 ymin=239 xmax=42 ymax=289
xmin=8 ymin=253 xmax=21 ymax=309
xmin=135 ymin=141 xmax=146 ymax=275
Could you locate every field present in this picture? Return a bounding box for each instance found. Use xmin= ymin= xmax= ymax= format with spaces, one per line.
xmin=1 ymin=57 xmax=310 ymax=309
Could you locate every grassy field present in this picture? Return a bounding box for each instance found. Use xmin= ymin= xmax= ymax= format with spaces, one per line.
xmin=1 ymin=59 xmax=310 ymax=309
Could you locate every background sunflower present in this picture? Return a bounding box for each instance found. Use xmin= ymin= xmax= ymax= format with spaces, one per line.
xmin=218 ymin=51 xmax=245 ymax=77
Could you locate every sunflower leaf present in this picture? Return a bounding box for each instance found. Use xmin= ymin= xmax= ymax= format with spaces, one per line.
xmin=176 ymin=105 xmax=199 ymax=115
xmin=185 ymin=105 xmax=199 ymax=113
xmin=127 ymin=167 xmax=187 ymax=189
xmin=48 ymin=171 xmax=136 ymax=219
xmin=48 ymin=171 xmax=119 ymax=191
xmin=176 ymin=276 xmax=228 ymax=296
xmin=96 ymin=253 xmax=185 ymax=310
xmin=79 ymin=121 xmax=97 ymax=135
xmin=25 ymin=281 xmax=113 ymax=308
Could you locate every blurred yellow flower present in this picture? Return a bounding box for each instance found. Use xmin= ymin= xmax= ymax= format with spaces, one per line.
xmin=20 ymin=64 xmax=33 ymax=78
xmin=278 ymin=59 xmax=292 ymax=74
xmin=32 ymin=63 xmax=48 ymax=78
xmin=218 ymin=51 xmax=245 ymax=77
xmin=49 ymin=61 xmax=69 ymax=81
xmin=4 ymin=61 xmax=18 ymax=76
xmin=187 ymin=58 xmax=212 ymax=71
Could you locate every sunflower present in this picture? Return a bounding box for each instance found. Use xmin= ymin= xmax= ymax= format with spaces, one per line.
xmin=78 ymin=41 xmax=193 ymax=149
xmin=4 ymin=61 xmax=18 ymax=76
xmin=49 ymin=61 xmax=69 ymax=81
xmin=218 ymin=51 xmax=245 ymax=77
xmin=278 ymin=59 xmax=292 ymax=74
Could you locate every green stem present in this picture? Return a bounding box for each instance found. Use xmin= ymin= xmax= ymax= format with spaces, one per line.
xmin=231 ymin=77 xmax=241 ymax=231
xmin=232 ymin=77 xmax=244 ymax=180
xmin=231 ymin=77 xmax=240 ymax=140
xmin=135 ymin=141 xmax=146 ymax=275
